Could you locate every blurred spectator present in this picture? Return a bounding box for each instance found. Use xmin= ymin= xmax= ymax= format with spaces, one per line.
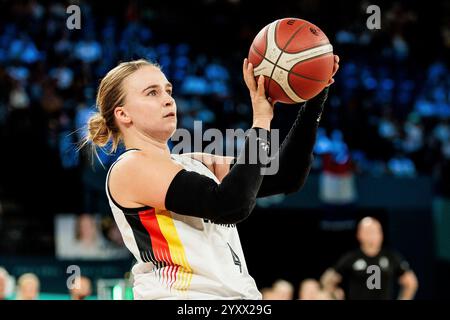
xmin=69 ymin=276 xmax=92 ymax=300
xmin=402 ymin=114 xmax=424 ymax=154
xmin=387 ymin=152 xmax=417 ymax=177
xmin=298 ymin=279 xmax=323 ymax=300
xmin=433 ymin=120 xmax=450 ymax=144
xmin=378 ymin=110 xmax=400 ymax=141
xmin=8 ymin=33 xmax=41 ymax=64
xmin=49 ymin=63 xmax=74 ymax=90
xmin=318 ymin=130 xmax=357 ymax=228
xmin=40 ymin=80 xmax=63 ymax=114
xmin=314 ymin=128 xmax=332 ymax=156
xmin=270 ymin=279 xmax=294 ymax=300
xmin=0 ymin=267 xmax=8 ymax=300
xmin=260 ymin=287 xmax=276 ymax=300
xmin=0 ymin=267 xmax=15 ymax=300
xmin=180 ymin=73 xmax=209 ymax=95
xmin=74 ymin=35 xmax=102 ymax=64
xmin=319 ymin=148 xmax=357 ymax=205
xmin=101 ymin=216 xmax=126 ymax=248
xmin=75 ymin=213 xmax=101 ymax=253
xmin=16 ymin=273 xmax=40 ymax=300
xmin=320 ymin=217 xmax=418 ymax=300
xmin=55 ymin=213 xmax=129 ymax=260
xmin=9 ymin=80 xmax=29 ymax=110
xmin=298 ymin=278 xmax=343 ymax=300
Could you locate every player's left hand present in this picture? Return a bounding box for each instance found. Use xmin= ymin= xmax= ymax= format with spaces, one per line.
xmin=326 ymin=55 xmax=340 ymax=87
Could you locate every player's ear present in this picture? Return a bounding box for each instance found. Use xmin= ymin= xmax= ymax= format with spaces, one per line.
xmin=114 ymin=106 xmax=132 ymax=124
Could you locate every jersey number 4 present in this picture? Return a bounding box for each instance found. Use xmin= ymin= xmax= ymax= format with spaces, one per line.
xmin=227 ymin=243 xmax=242 ymax=273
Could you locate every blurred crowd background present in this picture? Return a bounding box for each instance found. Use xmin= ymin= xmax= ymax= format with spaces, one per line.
xmin=0 ymin=0 xmax=449 ymax=299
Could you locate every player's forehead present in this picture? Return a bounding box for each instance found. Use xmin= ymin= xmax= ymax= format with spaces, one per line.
xmin=124 ymin=65 xmax=171 ymax=93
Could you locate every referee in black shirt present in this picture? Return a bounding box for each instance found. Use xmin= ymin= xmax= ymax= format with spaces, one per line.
xmin=320 ymin=217 xmax=418 ymax=300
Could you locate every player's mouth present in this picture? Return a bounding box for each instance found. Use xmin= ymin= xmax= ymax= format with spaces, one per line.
xmin=163 ymin=112 xmax=176 ymax=118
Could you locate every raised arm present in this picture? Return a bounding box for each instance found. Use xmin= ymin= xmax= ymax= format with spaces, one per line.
xmin=186 ymin=56 xmax=339 ymax=192
xmin=256 ymin=55 xmax=339 ymax=198
xmin=256 ymin=87 xmax=329 ymax=197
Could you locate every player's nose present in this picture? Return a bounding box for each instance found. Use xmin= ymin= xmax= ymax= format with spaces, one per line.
xmin=164 ymin=95 xmax=174 ymax=107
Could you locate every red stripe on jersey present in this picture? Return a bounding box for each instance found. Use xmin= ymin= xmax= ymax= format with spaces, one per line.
xmin=138 ymin=209 xmax=176 ymax=285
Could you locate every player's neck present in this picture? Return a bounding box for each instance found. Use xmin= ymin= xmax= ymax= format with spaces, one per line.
xmin=123 ymin=131 xmax=170 ymax=157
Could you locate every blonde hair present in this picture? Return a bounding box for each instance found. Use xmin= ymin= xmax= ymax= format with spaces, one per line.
xmin=81 ymin=59 xmax=160 ymax=157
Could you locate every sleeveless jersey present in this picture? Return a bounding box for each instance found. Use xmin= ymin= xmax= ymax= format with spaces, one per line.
xmin=105 ymin=149 xmax=262 ymax=300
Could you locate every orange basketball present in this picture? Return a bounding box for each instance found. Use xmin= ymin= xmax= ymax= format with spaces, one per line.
xmin=248 ymin=18 xmax=334 ymax=104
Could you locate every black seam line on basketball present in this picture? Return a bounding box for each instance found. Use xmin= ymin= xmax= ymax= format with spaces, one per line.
xmin=280 ymin=41 xmax=333 ymax=103
xmin=266 ymin=20 xmax=281 ymax=98
xmin=268 ymin=22 xmax=307 ymax=99
xmin=251 ymin=45 xmax=331 ymax=83
xmin=273 ymin=20 xmax=284 ymax=53
xmin=251 ymin=44 xmax=277 ymax=65
xmin=284 ymin=51 xmax=332 ymax=102
xmin=290 ymin=52 xmax=333 ymax=81
xmin=279 ymin=41 xmax=331 ymax=82
xmin=253 ymin=41 xmax=331 ymax=66
xmin=264 ymin=23 xmax=273 ymax=97
xmin=286 ymin=51 xmax=333 ymax=82
xmin=272 ymin=20 xmax=306 ymax=53
xmin=287 ymin=76 xmax=307 ymax=102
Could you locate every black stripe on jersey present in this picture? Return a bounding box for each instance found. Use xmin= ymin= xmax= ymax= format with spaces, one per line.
xmin=123 ymin=213 xmax=165 ymax=268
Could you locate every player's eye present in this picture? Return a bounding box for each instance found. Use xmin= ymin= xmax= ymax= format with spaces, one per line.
xmin=166 ymin=89 xmax=173 ymax=96
xmin=147 ymin=90 xmax=157 ymax=96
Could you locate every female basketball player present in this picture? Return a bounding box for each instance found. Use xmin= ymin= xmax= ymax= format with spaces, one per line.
xmin=85 ymin=55 xmax=339 ymax=299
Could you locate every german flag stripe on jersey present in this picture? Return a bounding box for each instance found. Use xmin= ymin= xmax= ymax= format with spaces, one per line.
xmin=123 ymin=213 xmax=161 ymax=268
xmin=137 ymin=208 xmax=193 ymax=291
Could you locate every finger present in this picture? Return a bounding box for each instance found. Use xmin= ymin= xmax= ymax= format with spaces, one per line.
xmin=243 ymin=58 xmax=250 ymax=87
xmin=335 ymin=55 xmax=340 ymax=63
xmin=326 ymin=78 xmax=335 ymax=86
xmin=331 ymin=59 xmax=340 ymax=77
xmin=331 ymin=64 xmax=339 ymax=77
xmin=246 ymin=62 xmax=258 ymax=92
xmin=257 ymin=75 xmax=266 ymax=97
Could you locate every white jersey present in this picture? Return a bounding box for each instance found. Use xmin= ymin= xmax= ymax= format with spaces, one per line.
xmin=105 ymin=149 xmax=262 ymax=300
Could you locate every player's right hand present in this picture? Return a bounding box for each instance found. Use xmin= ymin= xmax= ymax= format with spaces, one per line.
xmin=243 ymin=58 xmax=274 ymax=128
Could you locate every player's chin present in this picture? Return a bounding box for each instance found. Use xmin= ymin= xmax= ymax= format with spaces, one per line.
xmin=165 ymin=120 xmax=177 ymax=135
xmin=161 ymin=115 xmax=176 ymax=128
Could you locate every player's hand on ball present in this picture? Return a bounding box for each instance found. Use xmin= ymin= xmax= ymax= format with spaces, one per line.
xmin=243 ymin=58 xmax=274 ymax=124
xmin=326 ymin=55 xmax=340 ymax=87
